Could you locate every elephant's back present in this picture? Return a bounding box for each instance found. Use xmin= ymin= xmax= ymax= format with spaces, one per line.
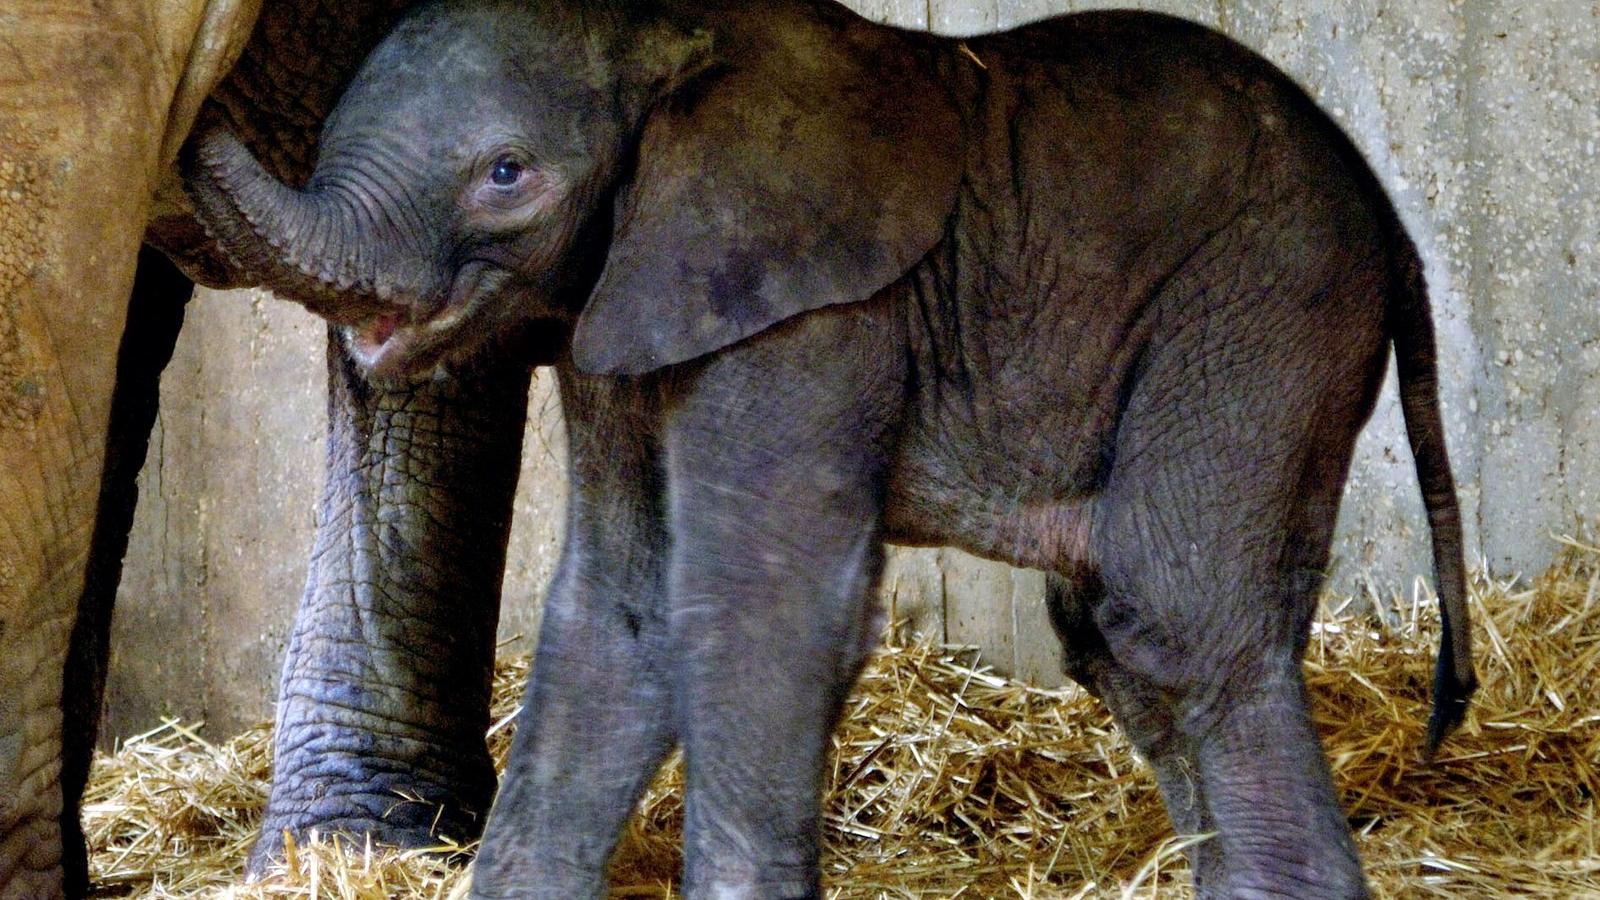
xmin=962 ymin=10 xmax=1400 ymax=249
xmin=950 ymin=8 xmax=1400 ymax=312
xmin=965 ymin=10 xmax=1300 ymax=100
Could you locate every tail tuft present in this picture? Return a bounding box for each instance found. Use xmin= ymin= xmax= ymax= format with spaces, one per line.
xmin=1424 ymin=629 xmax=1477 ymax=758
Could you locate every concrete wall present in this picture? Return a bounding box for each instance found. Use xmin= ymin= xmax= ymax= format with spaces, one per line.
xmin=104 ymin=0 xmax=1600 ymax=741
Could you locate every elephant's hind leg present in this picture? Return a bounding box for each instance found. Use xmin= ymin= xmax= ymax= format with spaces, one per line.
xmin=1078 ymin=258 xmax=1386 ymax=897
xmin=1045 ymin=570 xmax=1227 ymax=888
xmin=1091 ymin=469 xmax=1367 ymax=898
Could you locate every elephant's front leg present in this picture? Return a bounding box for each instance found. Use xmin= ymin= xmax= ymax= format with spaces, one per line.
xmin=471 ymin=367 xmax=678 ymax=900
xmin=247 ymin=331 xmax=533 ymax=873
xmin=664 ymin=332 xmax=900 ymax=900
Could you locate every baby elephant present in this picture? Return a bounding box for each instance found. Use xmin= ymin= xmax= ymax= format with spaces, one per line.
xmin=184 ymin=0 xmax=1475 ymax=896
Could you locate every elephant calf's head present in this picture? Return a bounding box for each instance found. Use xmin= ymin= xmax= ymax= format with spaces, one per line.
xmin=183 ymin=1 xmax=705 ymax=377
xmin=183 ymin=0 xmax=962 ymax=380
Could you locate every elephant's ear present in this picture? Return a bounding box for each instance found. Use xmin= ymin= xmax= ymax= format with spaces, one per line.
xmin=571 ymin=10 xmax=963 ymax=375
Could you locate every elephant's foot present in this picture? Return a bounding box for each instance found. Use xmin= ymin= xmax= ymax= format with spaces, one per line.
xmin=245 ymin=747 xmax=495 ymax=877
xmin=680 ymin=876 xmax=820 ymax=900
xmin=468 ymin=858 xmax=608 ymax=900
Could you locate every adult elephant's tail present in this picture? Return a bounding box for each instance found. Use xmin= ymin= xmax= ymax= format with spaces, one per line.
xmin=1385 ymin=229 xmax=1477 ymax=755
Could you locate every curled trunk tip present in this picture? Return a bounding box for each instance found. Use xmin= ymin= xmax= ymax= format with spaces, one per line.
xmin=180 ymin=109 xmax=389 ymax=322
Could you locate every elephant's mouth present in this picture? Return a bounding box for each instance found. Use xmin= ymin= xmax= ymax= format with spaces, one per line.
xmin=345 ymin=306 xmax=464 ymax=378
xmin=342 ymin=263 xmax=507 ymax=379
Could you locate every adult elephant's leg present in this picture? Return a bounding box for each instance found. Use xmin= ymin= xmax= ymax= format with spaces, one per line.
xmin=0 ymin=9 xmax=212 ymax=896
xmin=663 ymin=314 xmax=901 ymax=899
xmin=58 ymin=249 xmax=191 ymax=897
xmin=472 ymin=364 xmax=677 ymax=900
xmin=247 ymin=332 xmax=533 ymax=872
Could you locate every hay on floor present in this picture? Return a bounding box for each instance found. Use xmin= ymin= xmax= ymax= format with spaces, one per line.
xmin=84 ymin=538 xmax=1600 ymax=898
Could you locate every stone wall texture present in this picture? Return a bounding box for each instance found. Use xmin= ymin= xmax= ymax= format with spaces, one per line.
xmin=104 ymin=0 xmax=1600 ymax=741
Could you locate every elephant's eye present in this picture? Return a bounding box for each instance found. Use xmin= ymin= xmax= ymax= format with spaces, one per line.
xmin=489 ymin=157 xmax=525 ymax=187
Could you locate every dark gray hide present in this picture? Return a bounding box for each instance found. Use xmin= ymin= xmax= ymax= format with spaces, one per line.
xmin=179 ymin=1 xmax=1475 ymax=897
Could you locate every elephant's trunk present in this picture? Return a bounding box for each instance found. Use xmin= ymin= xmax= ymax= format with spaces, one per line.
xmin=181 ymin=114 xmax=401 ymax=324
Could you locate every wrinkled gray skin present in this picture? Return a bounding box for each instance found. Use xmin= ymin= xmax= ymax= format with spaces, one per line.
xmin=180 ymin=0 xmax=1478 ymax=897
xmin=156 ymin=6 xmax=529 ymax=882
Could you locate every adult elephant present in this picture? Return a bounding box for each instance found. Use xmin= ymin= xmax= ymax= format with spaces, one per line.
xmin=2 ymin=2 xmax=524 ymax=896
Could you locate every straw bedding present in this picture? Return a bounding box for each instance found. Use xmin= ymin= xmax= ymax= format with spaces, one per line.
xmin=84 ymin=538 xmax=1600 ymax=898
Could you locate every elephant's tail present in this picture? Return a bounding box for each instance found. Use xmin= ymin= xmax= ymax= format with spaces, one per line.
xmin=1385 ymin=228 xmax=1476 ymax=757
